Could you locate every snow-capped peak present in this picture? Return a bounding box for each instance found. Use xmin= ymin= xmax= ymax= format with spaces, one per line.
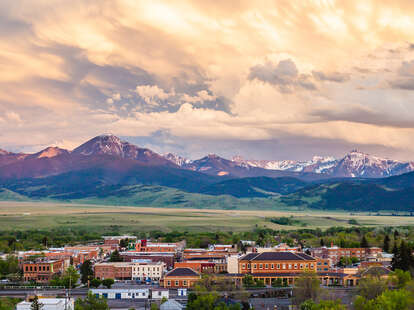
xmin=163 ymin=153 xmax=192 ymax=166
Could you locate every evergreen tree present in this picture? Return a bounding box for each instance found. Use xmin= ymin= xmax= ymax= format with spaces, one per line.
xmin=30 ymin=296 xmax=43 ymax=310
xmin=320 ymin=239 xmax=324 ymax=247
xmin=80 ymin=260 xmax=94 ymax=284
xmin=109 ymin=250 xmax=122 ymax=262
xmin=383 ymin=235 xmax=390 ymax=253
xmin=361 ymin=235 xmax=369 ymax=248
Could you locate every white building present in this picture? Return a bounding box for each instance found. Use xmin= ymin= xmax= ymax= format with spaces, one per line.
xmin=227 ymin=255 xmax=240 ymax=274
xmin=16 ymin=298 xmax=74 ymax=310
xmin=131 ymin=260 xmax=165 ymax=281
xmin=151 ymin=288 xmax=169 ymax=299
xmin=91 ymin=288 xmax=149 ymax=299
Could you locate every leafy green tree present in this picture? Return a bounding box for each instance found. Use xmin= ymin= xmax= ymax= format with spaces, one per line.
xmin=300 ymin=299 xmax=346 ymax=310
xmin=80 ymin=260 xmax=94 ymax=284
xmin=30 ymin=296 xmax=43 ymax=310
xmin=62 ymin=265 xmax=80 ymax=288
xmin=75 ymin=292 xmax=109 ymax=310
xmin=186 ymin=292 xmax=218 ymax=310
xmin=161 ymin=296 xmax=168 ymax=304
xmin=354 ymin=289 xmax=414 ymax=310
xmin=50 ymin=265 xmax=79 ymax=288
xmin=90 ymin=278 xmax=101 ymax=288
xmin=357 ymin=275 xmax=388 ymax=300
xmin=390 ymin=269 xmax=411 ymax=288
xmin=102 ymin=278 xmax=114 ymax=289
xmin=0 ymin=297 xmax=21 ymax=310
xmin=293 ymin=271 xmax=321 ymax=306
xmin=150 ymin=303 xmax=159 ymax=310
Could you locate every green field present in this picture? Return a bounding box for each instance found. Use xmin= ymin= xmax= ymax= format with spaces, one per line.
xmin=2 ymin=201 xmax=414 ymax=233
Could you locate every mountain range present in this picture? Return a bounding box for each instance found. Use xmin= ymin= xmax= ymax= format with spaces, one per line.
xmin=1 ymin=134 xmax=414 ymax=212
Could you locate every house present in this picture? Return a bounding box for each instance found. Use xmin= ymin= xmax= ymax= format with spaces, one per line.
xmin=162 ymin=267 xmax=200 ymax=288
xmin=91 ymin=288 xmax=149 ymax=299
xmin=16 ymin=298 xmax=74 ymax=310
xmin=160 ymin=299 xmax=185 ymax=310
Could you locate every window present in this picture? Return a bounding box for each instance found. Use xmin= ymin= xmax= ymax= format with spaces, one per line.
xmin=282 ymin=264 xmax=286 ymax=269
xmin=277 ymin=264 xmax=280 ymax=269
xmin=259 ymin=264 xmax=263 ymax=269
xmin=175 ymin=281 xmax=179 ymax=286
xmin=300 ymin=264 xmax=303 ymax=269
xmin=294 ymin=264 xmax=297 ymax=269
xmin=253 ymin=264 xmax=257 ymax=269
xmin=167 ymin=281 xmax=171 ymax=286
xmin=183 ymin=280 xmax=187 ymax=285
xmin=265 ymin=264 xmax=268 ymax=269
xmin=247 ymin=264 xmax=250 ymax=269
xmin=271 ymin=264 xmax=274 ymax=269
xmin=242 ymin=264 xmax=246 ymax=269
xmin=25 ymin=266 xmax=28 ymax=271
xmin=310 ymin=264 xmax=314 ymax=269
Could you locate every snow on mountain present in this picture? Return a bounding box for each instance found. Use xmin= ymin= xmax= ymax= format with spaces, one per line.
xmin=232 ymin=155 xmax=337 ymax=173
xmin=163 ymin=153 xmax=192 ymax=166
xmin=332 ymin=149 xmax=414 ymax=178
xmin=72 ymin=134 xmax=175 ymax=166
xmin=232 ymin=151 xmax=414 ymax=178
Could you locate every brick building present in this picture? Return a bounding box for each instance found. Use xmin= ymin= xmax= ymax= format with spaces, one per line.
xmin=238 ymin=252 xmax=317 ymax=286
xmin=120 ymin=252 xmax=175 ymax=269
xmin=310 ymin=246 xmax=382 ymax=266
xmin=162 ymin=267 xmax=200 ymax=288
xmin=23 ymin=259 xmax=65 ymax=283
xmin=128 ymin=240 xmax=185 ymax=253
xmin=94 ymin=262 xmax=133 ymax=280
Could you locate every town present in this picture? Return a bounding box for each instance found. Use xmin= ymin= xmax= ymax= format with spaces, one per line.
xmin=0 ymin=232 xmax=402 ymax=310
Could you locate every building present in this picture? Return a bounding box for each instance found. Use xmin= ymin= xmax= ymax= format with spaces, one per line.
xmin=162 ymin=267 xmax=200 ymax=288
xmin=23 ymin=259 xmax=65 ymax=283
xmin=151 ymin=288 xmax=169 ymax=299
xmin=91 ymin=288 xmax=149 ymax=299
xmin=316 ymin=258 xmax=330 ymax=272
xmin=128 ymin=240 xmax=185 ymax=253
xmin=103 ymin=235 xmax=137 ymax=247
xmin=94 ymin=262 xmax=132 ymax=280
xmin=256 ymin=243 xmax=301 ymax=253
xmin=120 ymin=252 xmax=175 ymax=269
xmin=227 ymin=255 xmax=240 ymax=274
xmin=160 ymin=300 xmax=185 ymax=310
xmin=174 ymin=261 xmax=215 ymax=273
xmin=16 ymin=298 xmax=74 ymax=310
xmin=238 ymin=252 xmax=317 ymax=286
xmin=239 ymin=252 xmax=317 ymax=274
xmin=131 ymin=260 xmax=165 ymax=281
xmin=310 ymin=246 xmax=382 ymax=266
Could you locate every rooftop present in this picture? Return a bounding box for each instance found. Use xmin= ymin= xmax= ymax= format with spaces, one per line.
xmin=165 ymin=267 xmax=200 ymax=277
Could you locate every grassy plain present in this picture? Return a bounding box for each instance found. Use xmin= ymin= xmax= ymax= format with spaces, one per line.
xmin=2 ymin=201 xmax=414 ymax=233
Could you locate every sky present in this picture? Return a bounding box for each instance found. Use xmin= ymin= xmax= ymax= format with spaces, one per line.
xmin=2 ymin=0 xmax=414 ymax=161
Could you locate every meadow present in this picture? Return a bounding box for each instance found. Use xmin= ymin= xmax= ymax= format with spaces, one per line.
xmin=2 ymin=201 xmax=414 ymax=233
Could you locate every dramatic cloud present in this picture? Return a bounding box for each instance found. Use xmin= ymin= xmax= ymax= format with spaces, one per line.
xmin=2 ymin=0 xmax=414 ymax=160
